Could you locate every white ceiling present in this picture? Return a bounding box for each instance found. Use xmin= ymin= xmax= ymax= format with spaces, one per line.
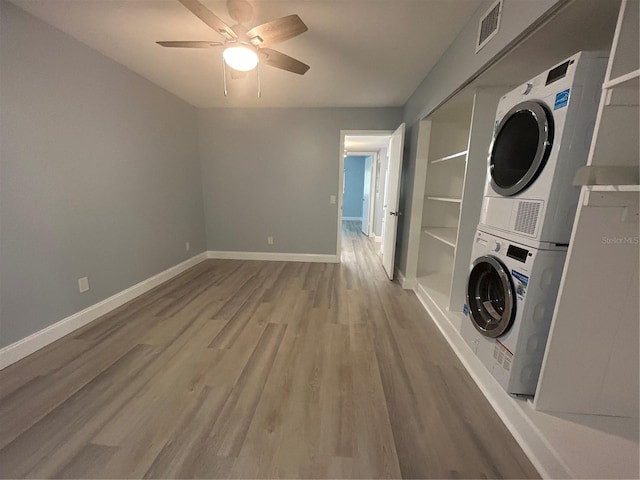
xmin=9 ymin=0 xmax=484 ymax=108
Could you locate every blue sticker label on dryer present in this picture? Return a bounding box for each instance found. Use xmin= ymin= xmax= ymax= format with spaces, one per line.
xmin=554 ymin=88 xmax=570 ymax=110
xmin=511 ymin=270 xmax=529 ymax=300
xmin=463 ymin=303 xmax=469 ymax=316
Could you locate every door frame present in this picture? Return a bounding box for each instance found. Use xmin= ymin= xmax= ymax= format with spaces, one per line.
xmin=337 ymin=130 xmax=393 ymax=260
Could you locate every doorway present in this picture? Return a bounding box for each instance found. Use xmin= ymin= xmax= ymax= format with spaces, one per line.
xmin=337 ymin=126 xmax=405 ymax=279
xmin=342 ymin=152 xmax=377 ymax=236
xmin=338 ymin=132 xmax=391 ymax=259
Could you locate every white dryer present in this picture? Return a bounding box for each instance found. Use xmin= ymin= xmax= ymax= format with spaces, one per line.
xmin=461 ymin=229 xmax=566 ymax=396
xmin=479 ymin=51 xmax=607 ymax=248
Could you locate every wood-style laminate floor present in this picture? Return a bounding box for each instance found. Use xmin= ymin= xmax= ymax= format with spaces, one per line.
xmin=0 ymin=221 xmax=539 ymax=479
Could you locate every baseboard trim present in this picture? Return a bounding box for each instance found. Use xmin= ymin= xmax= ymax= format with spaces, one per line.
xmin=207 ymin=251 xmax=340 ymax=263
xmin=0 ymin=253 xmax=208 ymax=370
xmin=396 ymin=270 xmax=417 ymax=290
xmin=412 ymin=283 xmax=571 ymax=480
xmin=341 ymin=217 xmax=362 ymax=221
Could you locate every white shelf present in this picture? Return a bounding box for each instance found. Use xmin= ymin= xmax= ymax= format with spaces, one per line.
xmin=583 ymin=188 xmax=638 ymax=208
xmin=425 ymin=195 xmax=462 ymax=204
xmin=417 ymin=272 xmax=452 ymax=303
xmin=604 ymin=68 xmax=640 ymax=89
xmin=431 ymin=150 xmax=468 ymax=164
xmin=586 ymin=185 xmax=640 ymax=192
xmin=574 ymin=165 xmax=640 ymax=186
xmin=604 ymin=74 xmax=639 ymax=106
xmin=423 ymin=227 xmax=457 ymax=248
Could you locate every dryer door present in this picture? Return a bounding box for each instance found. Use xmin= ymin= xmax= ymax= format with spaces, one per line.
xmin=466 ymin=255 xmax=516 ymax=338
xmin=489 ymin=101 xmax=554 ymax=196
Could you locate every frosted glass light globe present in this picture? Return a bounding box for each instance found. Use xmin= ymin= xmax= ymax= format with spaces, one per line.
xmin=223 ymin=46 xmax=258 ymax=71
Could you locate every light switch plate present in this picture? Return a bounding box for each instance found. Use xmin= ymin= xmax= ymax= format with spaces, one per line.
xmin=78 ymin=277 xmax=89 ymax=293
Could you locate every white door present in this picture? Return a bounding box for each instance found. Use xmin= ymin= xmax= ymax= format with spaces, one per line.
xmin=361 ymin=156 xmax=372 ymax=235
xmin=382 ymin=123 xmax=405 ymax=280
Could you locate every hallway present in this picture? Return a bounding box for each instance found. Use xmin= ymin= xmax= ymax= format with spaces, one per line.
xmin=0 ymin=221 xmax=538 ymax=478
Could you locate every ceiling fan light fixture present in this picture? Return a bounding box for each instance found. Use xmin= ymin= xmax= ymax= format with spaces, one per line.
xmin=223 ymin=45 xmax=259 ymax=71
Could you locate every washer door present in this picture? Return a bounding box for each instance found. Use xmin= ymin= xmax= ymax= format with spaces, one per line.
xmin=489 ymin=101 xmax=554 ymax=196
xmin=466 ymin=255 xmax=516 ymax=338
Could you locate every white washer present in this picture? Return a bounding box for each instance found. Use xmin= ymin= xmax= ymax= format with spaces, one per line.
xmin=461 ymin=229 xmax=567 ymax=396
xmin=479 ymin=51 xmax=607 ymax=249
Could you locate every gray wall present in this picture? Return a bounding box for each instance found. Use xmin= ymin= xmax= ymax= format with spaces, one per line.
xmin=0 ymin=1 xmax=206 ymax=348
xmin=343 ymin=156 xmax=366 ymax=219
xmin=395 ymin=0 xmax=560 ymax=277
xmin=198 ymin=108 xmax=402 ymax=255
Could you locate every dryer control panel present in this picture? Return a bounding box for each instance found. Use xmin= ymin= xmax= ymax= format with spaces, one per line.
xmin=507 ymin=244 xmax=529 ymax=263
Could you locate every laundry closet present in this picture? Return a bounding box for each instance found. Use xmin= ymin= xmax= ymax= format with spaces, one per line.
xmin=400 ymin=0 xmax=638 ymax=477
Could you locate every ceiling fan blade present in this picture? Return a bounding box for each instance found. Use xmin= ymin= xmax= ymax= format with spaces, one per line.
xmin=259 ymin=48 xmax=309 ymax=75
xmin=247 ymin=14 xmax=308 ymax=47
xmin=178 ymin=0 xmax=237 ymax=39
xmin=156 ymin=41 xmax=222 ymax=48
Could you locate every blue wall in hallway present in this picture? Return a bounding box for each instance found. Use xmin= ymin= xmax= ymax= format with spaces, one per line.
xmin=343 ymin=155 xmax=367 ymax=219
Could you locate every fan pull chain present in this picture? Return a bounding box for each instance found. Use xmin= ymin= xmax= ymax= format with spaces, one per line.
xmin=222 ymin=58 xmax=228 ymax=96
xmin=257 ymin=61 xmax=262 ymax=98
xmin=221 ymin=57 xmax=262 ymax=98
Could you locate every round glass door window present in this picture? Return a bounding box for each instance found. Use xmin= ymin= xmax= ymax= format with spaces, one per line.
xmin=489 ymin=101 xmax=554 ymax=196
xmin=466 ymin=256 xmax=516 ymax=337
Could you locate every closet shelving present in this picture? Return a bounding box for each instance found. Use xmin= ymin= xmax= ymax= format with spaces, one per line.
xmin=425 ymin=195 xmax=463 ymax=203
xmin=603 ymin=68 xmax=639 ymax=88
xmin=583 ymin=0 xmax=639 ymax=184
xmin=424 ymin=145 xmax=468 ymax=259
xmin=409 ymin=88 xmax=508 ymax=330
xmin=422 ymin=227 xmax=457 ymax=248
xmin=534 ymin=0 xmax=639 ymax=418
xmin=416 ymin=108 xmax=471 ymax=308
xmin=587 ymin=185 xmax=638 ymax=192
xmin=431 ymin=150 xmax=468 ymax=164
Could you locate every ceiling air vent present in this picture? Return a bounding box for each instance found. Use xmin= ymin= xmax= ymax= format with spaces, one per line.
xmin=476 ymin=0 xmax=503 ymax=53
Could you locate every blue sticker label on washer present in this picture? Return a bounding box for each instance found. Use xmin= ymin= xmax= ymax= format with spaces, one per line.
xmin=463 ymin=303 xmax=469 ymax=316
xmin=511 ymin=270 xmax=529 ymax=300
xmin=554 ymin=88 xmax=570 ymax=110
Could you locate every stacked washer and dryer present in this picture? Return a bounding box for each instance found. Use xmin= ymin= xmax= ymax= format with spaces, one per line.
xmin=462 ymin=51 xmax=608 ymax=396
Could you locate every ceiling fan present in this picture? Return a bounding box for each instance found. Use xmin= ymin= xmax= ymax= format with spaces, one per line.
xmin=157 ymin=0 xmax=310 ymax=89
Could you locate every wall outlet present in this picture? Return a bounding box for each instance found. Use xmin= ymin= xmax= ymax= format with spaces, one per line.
xmin=78 ymin=277 xmax=89 ymax=293
xmin=185 ymin=241 xmax=190 ymax=251
xmin=330 ymin=195 xmax=337 ymax=205
xmin=267 ymin=236 xmax=274 ymax=245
